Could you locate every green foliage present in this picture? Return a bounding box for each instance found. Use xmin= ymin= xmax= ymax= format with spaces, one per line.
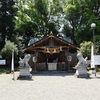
xmin=63 ymin=0 xmax=100 ymax=45
xmin=0 ymin=0 xmax=100 ymax=50
xmin=0 ymin=54 xmax=2 ymax=58
xmin=0 ymin=66 xmax=19 ymax=73
xmin=0 ymin=0 xmax=17 ymax=51
xmin=10 ymin=35 xmax=25 ymax=57
xmin=1 ymin=40 xmax=18 ymax=59
xmin=0 ymin=68 xmax=5 ymax=73
xmin=78 ymin=41 xmax=99 ymax=59
xmin=78 ymin=41 xmax=93 ymax=59
xmin=14 ymin=0 xmax=64 ymax=45
xmin=95 ymin=35 xmax=100 ymax=47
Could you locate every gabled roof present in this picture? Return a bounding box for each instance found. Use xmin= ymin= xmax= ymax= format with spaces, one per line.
xmin=24 ymin=32 xmax=78 ymax=53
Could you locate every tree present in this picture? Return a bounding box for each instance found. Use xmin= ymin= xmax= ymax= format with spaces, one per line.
xmin=95 ymin=35 xmax=100 ymax=55
xmin=14 ymin=0 xmax=64 ymax=46
xmin=0 ymin=0 xmax=17 ymax=51
xmin=78 ymin=41 xmax=99 ymax=59
xmin=10 ymin=34 xmax=24 ymax=57
xmin=95 ymin=35 xmax=100 ymax=47
xmin=1 ymin=40 xmax=18 ymax=59
xmin=78 ymin=41 xmax=93 ymax=59
xmin=63 ymin=0 xmax=100 ymax=45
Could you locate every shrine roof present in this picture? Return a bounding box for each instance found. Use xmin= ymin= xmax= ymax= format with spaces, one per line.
xmin=24 ymin=32 xmax=78 ymax=53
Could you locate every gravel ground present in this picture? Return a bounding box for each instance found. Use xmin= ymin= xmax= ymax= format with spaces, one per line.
xmin=0 ymin=72 xmax=100 ymax=100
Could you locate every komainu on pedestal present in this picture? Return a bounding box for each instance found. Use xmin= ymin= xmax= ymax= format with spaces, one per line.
xmin=75 ymin=53 xmax=89 ymax=78
xmin=17 ymin=54 xmax=32 ymax=79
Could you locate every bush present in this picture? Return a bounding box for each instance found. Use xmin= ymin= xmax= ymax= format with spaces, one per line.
xmin=78 ymin=41 xmax=93 ymax=59
xmin=0 ymin=54 xmax=2 ymax=58
xmin=78 ymin=41 xmax=99 ymax=59
xmin=1 ymin=40 xmax=18 ymax=59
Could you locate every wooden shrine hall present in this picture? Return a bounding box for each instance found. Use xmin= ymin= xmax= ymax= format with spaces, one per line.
xmin=24 ymin=32 xmax=78 ymax=71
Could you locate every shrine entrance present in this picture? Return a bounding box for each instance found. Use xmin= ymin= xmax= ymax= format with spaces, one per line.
xmin=46 ymin=53 xmax=59 ymax=71
xmin=25 ymin=32 xmax=78 ymax=72
xmin=34 ymin=51 xmax=66 ymax=71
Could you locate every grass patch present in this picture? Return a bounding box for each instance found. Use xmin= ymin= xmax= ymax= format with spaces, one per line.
xmin=0 ymin=66 xmax=19 ymax=73
xmin=0 ymin=68 xmax=5 ymax=73
xmin=98 ymin=68 xmax=100 ymax=72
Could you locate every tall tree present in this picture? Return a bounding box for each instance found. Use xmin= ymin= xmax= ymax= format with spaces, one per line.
xmin=14 ymin=0 xmax=64 ymax=46
xmin=0 ymin=0 xmax=16 ymax=51
xmin=63 ymin=0 xmax=100 ymax=45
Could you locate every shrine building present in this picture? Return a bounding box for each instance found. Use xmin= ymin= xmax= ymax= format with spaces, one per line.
xmin=24 ymin=32 xmax=78 ymax=71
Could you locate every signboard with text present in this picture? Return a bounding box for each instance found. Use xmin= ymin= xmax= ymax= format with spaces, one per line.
xmin=0 ymin=60 xmax=6 ymax=65
xmin=94 ymin=55 xmax=100 ymax=65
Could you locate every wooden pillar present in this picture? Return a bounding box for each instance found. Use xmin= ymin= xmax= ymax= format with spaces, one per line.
xmin=68 ymin=61 xmax=71 ymax=70
xmin=95 ymin=65 xmax=98 ymax=72
xmin=32 ymin=52 xmax=37 ymax=72
xmin=65 ymin=49 xmax=68 ymax=71
xmin=67 ymin=49 xmax=71 ymax=71
xmin=33 ymin=62 xmax=37 ymax=71
xmin=46 ymin=62 xmax=48 ymax=71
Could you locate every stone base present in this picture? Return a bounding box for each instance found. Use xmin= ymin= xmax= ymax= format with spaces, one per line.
xmin=75 ymin=65 xmax=89 ymax=78
xmin=17 ymin=75 xmax=32 ymax=80
xmin=18 ymin=67 xmax=32 ymax=79
xmin=76 ymin=74 xmax=89 ymax=78
xmin=19 ymin=68 xmax=30 ymax=76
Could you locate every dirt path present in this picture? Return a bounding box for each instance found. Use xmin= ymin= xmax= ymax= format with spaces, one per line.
xmin=0 ymin=72 xmax=100 ymax=100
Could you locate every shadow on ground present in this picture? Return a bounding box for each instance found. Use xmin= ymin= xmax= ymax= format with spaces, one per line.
xmin=31 ymin=71 xmax=75 ymax=77
xmin=31 ymin=71 xmax=100 ymax=79
xmin=17 ymin=78 xmax=34 ymax=81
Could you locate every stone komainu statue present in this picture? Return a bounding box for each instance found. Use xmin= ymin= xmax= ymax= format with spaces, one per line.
xmin=76 ymin=53 xmax=88 ymax=68
xmin=19 ymin=54 xmax=31 ymax=67
xmin=75 ymin=53 xmax=89 ymax=78
xmin=18 ymin=54 xmax=32 ymax=79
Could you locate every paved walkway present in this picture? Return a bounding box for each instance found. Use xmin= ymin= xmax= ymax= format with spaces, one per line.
xmin=0 ymin=72 xmax=100 ymax=100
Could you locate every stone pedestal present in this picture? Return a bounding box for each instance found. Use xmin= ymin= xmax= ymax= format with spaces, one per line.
xmin=18 ymin=67 xmax=32 ymax=79
xmin=76 ymin=65 xmax=89 ymax=78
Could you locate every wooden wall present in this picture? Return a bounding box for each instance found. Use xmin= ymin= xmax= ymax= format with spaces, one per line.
xmin=29 ymin=50 xmax=77 ymax=71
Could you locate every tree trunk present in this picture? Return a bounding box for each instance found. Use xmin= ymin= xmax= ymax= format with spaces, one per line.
xmin=71 ymin=27 xmax=78 ymax=46
xmin=0 ymin=36 xmax=5 ymax=51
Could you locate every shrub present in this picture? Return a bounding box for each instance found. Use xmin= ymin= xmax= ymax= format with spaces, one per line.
xmin=1 ymin=40 xmax=18 ymax=59
xmin=78 ymin=41 xmax=99 ymax=59
xmin=78 ymin=41 xmax=93 ymax=59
